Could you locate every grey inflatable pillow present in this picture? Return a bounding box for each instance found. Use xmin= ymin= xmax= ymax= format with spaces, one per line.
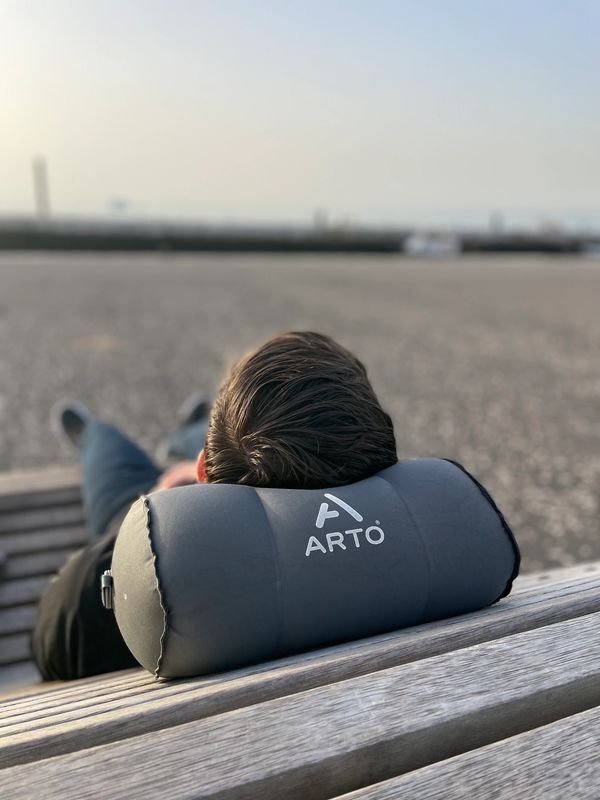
xmin=107 ymin=458 xmax=519 ymax=679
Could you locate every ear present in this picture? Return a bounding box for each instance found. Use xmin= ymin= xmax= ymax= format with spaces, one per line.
xmin=196 ymin=449 xmax=207 ymax=483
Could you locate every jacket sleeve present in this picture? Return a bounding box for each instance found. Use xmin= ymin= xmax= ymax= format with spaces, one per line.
xmin=31 ymin=527 xmax=139 ymax=680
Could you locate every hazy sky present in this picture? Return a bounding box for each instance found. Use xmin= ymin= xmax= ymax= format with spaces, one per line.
xmin=2 ymin=1 xmax=599 ymax=227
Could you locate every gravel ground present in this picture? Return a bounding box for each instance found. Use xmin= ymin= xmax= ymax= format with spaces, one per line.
xmin=1 ymin=252 xmax=599 ymax=572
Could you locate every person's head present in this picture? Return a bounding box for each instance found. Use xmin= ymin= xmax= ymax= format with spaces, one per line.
xmin=196 ymin=331 xmax=397 ymax=488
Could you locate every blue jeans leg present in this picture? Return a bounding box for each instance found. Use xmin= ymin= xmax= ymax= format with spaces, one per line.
xmin=79 ymin=420 xmax=162 ymax=538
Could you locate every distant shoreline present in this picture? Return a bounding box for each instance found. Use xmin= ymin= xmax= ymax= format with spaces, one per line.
xmin=0 ymin=219 xmax=597 ymax=255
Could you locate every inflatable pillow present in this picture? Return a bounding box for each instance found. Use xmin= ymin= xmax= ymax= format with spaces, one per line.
xmin=104 ymin=458 xmax=519 ymax=678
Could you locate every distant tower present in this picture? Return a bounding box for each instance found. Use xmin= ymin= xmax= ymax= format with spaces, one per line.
xmin=32 ymin=157 xmax=51 ymax=219
xmin=313 ymin=207 xmax=329 ymax=230
xmin=490 ymin=210 xmax=504 ymax=235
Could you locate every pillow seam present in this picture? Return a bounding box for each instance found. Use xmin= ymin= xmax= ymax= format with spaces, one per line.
xmin=140 ymin=494 xmax=169 ymax=678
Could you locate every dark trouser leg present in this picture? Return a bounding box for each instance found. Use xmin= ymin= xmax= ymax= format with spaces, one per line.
xmin=80 ymin=420 xmax=162 ymax=538
xmin=32 ymin=421 xmax=163 ymax=679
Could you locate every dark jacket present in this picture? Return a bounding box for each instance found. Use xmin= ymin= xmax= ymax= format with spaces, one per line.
xmin=31 ymin=509 xmax=138 ymax=680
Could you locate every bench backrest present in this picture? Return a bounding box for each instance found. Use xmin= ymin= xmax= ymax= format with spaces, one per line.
xmin=0 ymin=468 xmax=85 ymax=688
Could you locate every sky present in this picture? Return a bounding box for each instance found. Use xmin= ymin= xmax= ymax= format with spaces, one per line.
xmin=1 ymin=1 xmax=600 ymax=228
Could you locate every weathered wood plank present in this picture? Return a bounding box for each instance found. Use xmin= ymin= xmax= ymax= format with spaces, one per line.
xmin=0 ymin=633 xmax=31 ymax=666
xmin=2 ymin=612 xmax=600 ymax=798
xmin=4 ymin=569 xmax=599 ymax=711
xmin=0 ymin=568 xmax=595 ymax=711
xmin=0 ymin=526 xmax=88 ymax=556
xmin=0 ymin=668 xmax=145 ymax=707
xmin=0 ymin=488 xmax=82 ymax=514
xmin=0 ymin=576 xmax=50 ymax=609
xmin=0 ymin=663 xmax=41 ymax=694
xmin=0 ymin=504 xmax=85 ymax=534
xmin=0 ymin=549 xmax=78 ymax=580
xmin=336 ymin=706 xmax=600 ymax=799
xmin=516 ymin=560 xmax=600 ymax=591
xmin=0 ymin=604 xmax=37 ymax=635
xmin=4 ymin=573 xmax=598 ymax=718
xmin=1 ymin=578 xmax=599 ymax=767
xmin=0 ymin=467 xmax=80 ymax=512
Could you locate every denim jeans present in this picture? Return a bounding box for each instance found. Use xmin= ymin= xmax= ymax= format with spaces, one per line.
xmin=80 ymin=419 xmax=207 ymax=538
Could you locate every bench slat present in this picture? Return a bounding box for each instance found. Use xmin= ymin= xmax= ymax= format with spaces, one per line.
xmin=0 ymin=526 xmax=88 ymax=556
xmin=2 ymin=612 xmax=600 ymax=798
xmin=2 ymin=576 xmax=596 ymax=700
xmin=0 ymin=633 xmax=31 ymax=666
xmin=4 ymin=574 xmax=599 ymax=719
xmin=0 ymin=576 xmax=51 ymax=609
xmin=0 ymin=488 xmax=82 ymax=513
xmin=0 ymin=663 xmax=41 ymax=693
xmin=1 ymin=578 xmax=599 ymax=767
xmin=515 ymin=560 xmax=600 ymax=592
xmin=1 ymin=549 xmax=78 ymax=581
xmin=0 ymin=505 xmax=85 ymax=534
xmin=0 ymin=668 xmax=146 ymax=707
xmin=336 ymin=706 xmax=600 ymax=799
xmin=4 ymin=569 xmax=600 ymax=709
xmin=0 ymin=467 xmax=80 ymax=512
xmin=0 ymin=604 xmax=37 ymax=635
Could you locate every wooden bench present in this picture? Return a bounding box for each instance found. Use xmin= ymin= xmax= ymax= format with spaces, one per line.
xmin=1 ymin=469 xmax=599 ymax=798
xmin=0 ymin=467 xmax=84 ymax=689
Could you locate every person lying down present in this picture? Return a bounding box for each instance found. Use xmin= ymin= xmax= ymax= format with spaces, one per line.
xmin=33 ymin=331 xmax=400 ymax=680
xmin=36 ymin=330 xmax=520 ymax=680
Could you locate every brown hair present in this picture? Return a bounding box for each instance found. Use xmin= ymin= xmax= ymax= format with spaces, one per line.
xmin=204 ymin=331 xmax=397 ymax=488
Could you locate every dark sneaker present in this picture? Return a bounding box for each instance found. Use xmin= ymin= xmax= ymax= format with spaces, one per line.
xmin=51 ymin=401 xmax=93 ymax=449
xmin=155 ymin=392 xmax=212 ymax=465
xmin=176 ymin=391 xmax=211 ymax=427
xmin=155 ymin=418 xmax=209 ymax=465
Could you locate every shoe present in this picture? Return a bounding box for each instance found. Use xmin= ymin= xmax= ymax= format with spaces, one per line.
xmin=51 ymin=400 xmax=93 ymax=449
xmin=155 ymin=392 xmax=212 ymax=465
xmin=176 ymin=392 xmax=211 ymax=427
xmin=155 ymin=419 xmax=210 ymax=465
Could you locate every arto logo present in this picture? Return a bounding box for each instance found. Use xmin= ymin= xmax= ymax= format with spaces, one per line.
xmin=315 ymin=493 xmax=363 ymax=528
xmin=305 ymin=493 xmax=385 ymax=557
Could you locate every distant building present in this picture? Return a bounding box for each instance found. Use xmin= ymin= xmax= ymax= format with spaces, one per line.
xmin=403 ymin=232 xmax=461 ymax=257
xmin=32 ymin=157 xmax=51 ymax=220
